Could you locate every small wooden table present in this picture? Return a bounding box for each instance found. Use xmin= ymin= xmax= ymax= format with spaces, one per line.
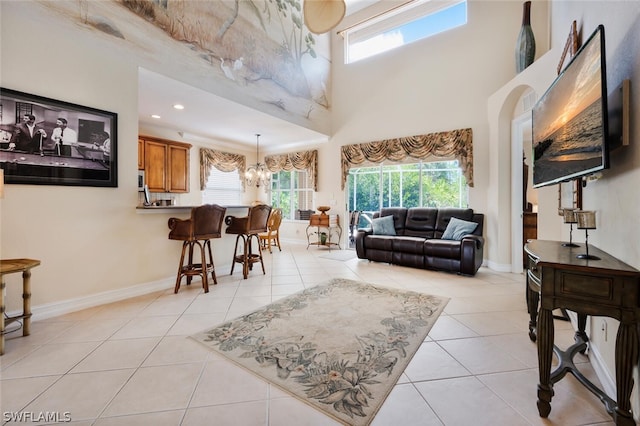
xmin=525 ymin=240 xmax=640 ymax=425
xmin=1 ymin=258 xmax=40 ymax=355
xmin=306 ymin=213 xmax=342 ymax=250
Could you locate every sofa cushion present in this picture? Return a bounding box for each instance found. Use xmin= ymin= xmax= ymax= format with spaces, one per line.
xmin=372 ymin=215 xmax=396 ymax=235
xmin=392 ymin=236 xmax=426 ymax=255
xmin=441 ymin=217 xmax=478 ymax=240
xmin=366 ymin=235 xmax=395 ymax=251
xmin=424 ymin=239 xmax=462 ymax=259
xmin=404 ymin=208 xmax=438 ymax=238
xmin=435 ymin=208 xmax=475 ymax=238
xmin=378 ymin=208 xmax=408 ymax=235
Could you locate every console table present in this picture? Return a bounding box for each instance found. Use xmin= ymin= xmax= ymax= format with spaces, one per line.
xmin=524 ymin=240 xmax=640 ymax=425
xmin=1 ymin=258 xmax=40 ymax=355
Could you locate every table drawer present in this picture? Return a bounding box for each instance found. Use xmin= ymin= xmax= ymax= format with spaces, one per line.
xmin=527 ymin=255 xmax=541 ymax=282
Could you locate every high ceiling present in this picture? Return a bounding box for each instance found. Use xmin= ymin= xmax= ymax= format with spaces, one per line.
xmin=137 ymin=0 xmax=379 ymax=151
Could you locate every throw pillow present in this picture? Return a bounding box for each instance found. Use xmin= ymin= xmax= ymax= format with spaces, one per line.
xmin=371 ymin=215 xmax=396 ymax=236
xmin=441 ymin=217 xmax=478 ymax=240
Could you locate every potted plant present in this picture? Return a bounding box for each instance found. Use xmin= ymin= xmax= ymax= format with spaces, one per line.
xmin=320 ymin=232 xmax=327 ymax=245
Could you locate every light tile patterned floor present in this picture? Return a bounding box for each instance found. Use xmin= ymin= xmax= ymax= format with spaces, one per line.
xmin=1 ymin=243 xmax=616 ymax=425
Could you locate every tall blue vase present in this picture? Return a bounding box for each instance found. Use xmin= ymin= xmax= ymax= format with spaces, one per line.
xmin=515 ymin=1 xmax=536 ymax=73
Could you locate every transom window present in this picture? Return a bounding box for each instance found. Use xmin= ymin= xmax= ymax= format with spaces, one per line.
xmin=270 ymin=170 xmax=315 ymax=220
xmin=343 ymin=0 xmax=467 ymax=63
xmin=347 ymin=160 xmax=468 ymax=215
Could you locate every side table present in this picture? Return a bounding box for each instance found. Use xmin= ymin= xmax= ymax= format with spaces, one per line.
xmin=306 ymin=213 xmax=342 ymax=250
xmin=525 ymin=240 xmax=640 ymax=425
xmin=1 ymin=258 xmax=40 ymax=355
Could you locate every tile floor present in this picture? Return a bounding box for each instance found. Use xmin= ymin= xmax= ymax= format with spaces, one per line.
xmin=1 ymin=243 xmax=616 ymax=425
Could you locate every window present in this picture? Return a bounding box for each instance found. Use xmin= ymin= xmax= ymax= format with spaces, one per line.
xmin=202 ymin=167 xmax=242 ymax=205
xmin=347 ymin=160 xmax=467 ymax=215
xmin=343 ymin=0 xmax=467 ymax=63
xmin=270 ymin=170 xmax=314 ymax=220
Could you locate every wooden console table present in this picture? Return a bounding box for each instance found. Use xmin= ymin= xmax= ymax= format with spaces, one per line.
xmin=1 ymin=258 xmax=40 ymax=355
xmin=525 ymin=240 xmax=640 ymax=425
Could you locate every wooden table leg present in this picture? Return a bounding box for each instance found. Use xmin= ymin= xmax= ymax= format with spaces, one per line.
xmin=613 ymin=322 xmax=638 ymax=426
xmin=527 ymin=284 xmax=539 ymax=342
xmin=537 ymin=307 xmax=554 ymax=417
xmin=22 ymin=269 xmax=32 ymax=336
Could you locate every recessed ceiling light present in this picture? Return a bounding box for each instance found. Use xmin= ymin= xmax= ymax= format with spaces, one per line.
xmin=151 ymin=114 xmax=161 ymax=119
xmin=173 ymin=104 xmax=185 ymax=110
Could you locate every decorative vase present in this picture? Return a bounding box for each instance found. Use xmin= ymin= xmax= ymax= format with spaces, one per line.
xmin=320 ymin=232 xmax=327 ymax=245
xmin=515 ymin=1 xmax=536 ymax=73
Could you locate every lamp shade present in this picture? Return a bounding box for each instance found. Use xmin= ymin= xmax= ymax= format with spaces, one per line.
xmin=303 ymin=0 xmax=346 ymax=34
xmin=562 ymin=208 xmax=578 ymax=224
xmin=576 ymin=210 xmax=596 ymax=229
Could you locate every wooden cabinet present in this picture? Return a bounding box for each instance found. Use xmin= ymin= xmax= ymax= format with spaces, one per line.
xmin=137 ymin=139 xmax=145 ymax=170
xmin=139 ymin=136 xmax=191 ymax=193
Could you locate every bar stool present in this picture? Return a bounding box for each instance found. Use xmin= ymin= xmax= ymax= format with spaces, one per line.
xmin=168 ymin=204 xmax=227 ymax=293
xmin=226 ymin=204 xmax=271 ymax=279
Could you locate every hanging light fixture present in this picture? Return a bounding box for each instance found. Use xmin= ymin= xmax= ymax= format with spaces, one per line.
xmin=245 ymin=133 xmax=271 ymax=188
xmin=303 ymin=0 xmax=346 ymax=34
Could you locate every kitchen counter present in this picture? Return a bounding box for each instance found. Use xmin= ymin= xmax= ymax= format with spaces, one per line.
xmin=135 ymin=205 xmax=250 ymax=214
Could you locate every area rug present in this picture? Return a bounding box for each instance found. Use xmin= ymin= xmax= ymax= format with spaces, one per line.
xmin=190 ymin=278 xmax=448 ymax=426
xmin=318 ymin=250 xmax=357 ymax=261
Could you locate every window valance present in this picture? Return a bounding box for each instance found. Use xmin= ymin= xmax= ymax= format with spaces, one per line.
xmin=200 ymin=148 xmax=246 ymax=190
xmin=265 ymin=149 xmax=318 ymax=191
xmin=340 ymin=128 xmax=473 ymax=189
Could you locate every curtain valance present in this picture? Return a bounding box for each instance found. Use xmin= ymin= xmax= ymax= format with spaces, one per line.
xmin=200 ymin=148 xmax=246 ymax=190
xmin=340 ymin=128 xmax=473 ymax=189
xmin=265 ymin=149 xmax=318 ymax=191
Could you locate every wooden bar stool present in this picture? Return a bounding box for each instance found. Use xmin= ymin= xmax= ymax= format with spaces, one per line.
xmin=168 ymin=204 xmax=226 ymax=293
xmin=226 ymin=204 xmax=271 ymax=279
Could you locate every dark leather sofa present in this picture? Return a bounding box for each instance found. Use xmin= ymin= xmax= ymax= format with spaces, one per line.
xmin=355 ymin=207 xmax=484 ymax=276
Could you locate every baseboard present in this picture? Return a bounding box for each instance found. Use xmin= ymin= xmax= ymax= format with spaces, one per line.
xmin=587 ymin=343 xmax=617 ymax=401
xmin=564 ymin=311 xmax=622 ymax=416
xmin=485 ymin=259 xmax=512 ymax=272
xmin=5 ymin=277 xmax=175 ymax=323
xmin=6 ymin=260 xmax=238 ymax=322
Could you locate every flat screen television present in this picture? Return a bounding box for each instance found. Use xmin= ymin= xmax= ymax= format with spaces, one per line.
xmin=532 ymin=25 xmax=609 ymax=188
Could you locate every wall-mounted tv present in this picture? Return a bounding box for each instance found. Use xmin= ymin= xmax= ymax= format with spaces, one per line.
xmin=532 ymin=25 xmax=609 ymax=188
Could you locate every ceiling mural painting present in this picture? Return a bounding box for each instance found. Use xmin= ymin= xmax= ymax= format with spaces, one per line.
xmin=38 ymin=0 xmax=332 ymax=135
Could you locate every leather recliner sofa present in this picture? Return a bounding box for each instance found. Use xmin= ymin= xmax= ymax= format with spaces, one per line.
xmin=355 ymin=207 xmax=484 ymax=276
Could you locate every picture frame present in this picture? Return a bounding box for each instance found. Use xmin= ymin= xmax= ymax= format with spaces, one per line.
xmin=0 ymin=87 xmax=117 ymax=187
xmin=558 ymin=179 xmax=582 ymax=215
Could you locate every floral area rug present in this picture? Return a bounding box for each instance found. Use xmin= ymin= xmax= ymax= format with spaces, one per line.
xmin=190 ymin=278 xmax=448 ymax=426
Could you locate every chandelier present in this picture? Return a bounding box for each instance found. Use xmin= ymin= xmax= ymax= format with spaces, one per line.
xmin=245 ymin=134 xmax=271 ymax=188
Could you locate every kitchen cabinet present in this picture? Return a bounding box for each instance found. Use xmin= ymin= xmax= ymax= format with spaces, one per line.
xmin=138 ymin=139 xmax=144 ymax=170
xmin=140 ymin=136 xmax=191 ymax=193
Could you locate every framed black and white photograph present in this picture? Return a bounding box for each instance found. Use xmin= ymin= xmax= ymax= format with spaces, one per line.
xmin=0 ymin=87 xmax=117 ymax=187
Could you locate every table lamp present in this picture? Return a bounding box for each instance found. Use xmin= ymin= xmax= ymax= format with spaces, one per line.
xmin=575 ymin=210 xmax=599 ymax=260
xmin=562 ymin=208 xmax=579 ymax=247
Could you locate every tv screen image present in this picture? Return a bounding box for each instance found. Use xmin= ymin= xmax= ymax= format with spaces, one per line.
xmin=532 ymin=25 xmax=608 ymax=188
